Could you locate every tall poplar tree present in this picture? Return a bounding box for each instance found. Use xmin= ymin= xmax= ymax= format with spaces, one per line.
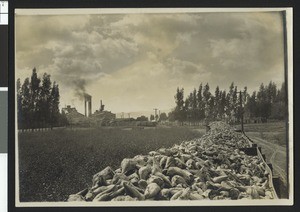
xmin=203 ymin=83 xmax=211 ymax=119
xmin=50 ymin=82 xmax=60 ymax=128
xmin=39 ymin=73 xmax=52 ymax=127
xmin=174 ymin=87 xmax=185 ymax=124
xmin=214 ymin=86 xmax=220 ymax=119
xmin=30 ymin=68 xmax=41 ymax=129
xmin=17 ymin=78 xmax=23 ymax=129
xmin=197 ymin=83 xmax=205 ymax=121
xmin=21 ymin=78 xmax=31 ymax=129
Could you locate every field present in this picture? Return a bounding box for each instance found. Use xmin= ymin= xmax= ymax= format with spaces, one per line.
xmin=18 ymin=126 xmax=205 ymax=202
xmin=240 ymin=122 xmax=288 ymax=147
xmin=18 ymin=122 xmax=289 ymax=201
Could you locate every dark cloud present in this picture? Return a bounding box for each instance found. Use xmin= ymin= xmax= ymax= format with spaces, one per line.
xmin=16 ymin=15 xmax=84 ymax=52
xmin=16 ymin=47 xmax=54 ymax=68
xmin=169 ymin=12 xmax=284 ymax=91
xmin=16 ymin=11 xmax=285 ymax=113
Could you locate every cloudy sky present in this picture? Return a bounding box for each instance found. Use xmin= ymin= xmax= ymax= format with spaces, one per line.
xmin=15 ymin=11 xmax=285 ymax=115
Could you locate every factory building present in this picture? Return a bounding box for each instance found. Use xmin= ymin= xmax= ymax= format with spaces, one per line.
xmin=61 ymin=105 xmax=89 ymax=126
xmin=62 ymin=96 xmax=116 ymax=127
xmin=89 ymin=100 xmax=116 ymax=126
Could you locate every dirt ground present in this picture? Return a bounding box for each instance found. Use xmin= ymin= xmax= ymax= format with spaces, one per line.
xmin=237 ymin=122 xmax=289 ymax=198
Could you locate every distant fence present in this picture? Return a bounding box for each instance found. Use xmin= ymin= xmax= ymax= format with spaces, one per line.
xmin=18 ymin=127 xmax=66 ymax=133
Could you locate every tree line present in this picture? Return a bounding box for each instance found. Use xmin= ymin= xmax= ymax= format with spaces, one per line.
xmin=169 ymin=81 xmax=287 ymax=125
xmin=17 ymin=68 xmax=67 ymax=130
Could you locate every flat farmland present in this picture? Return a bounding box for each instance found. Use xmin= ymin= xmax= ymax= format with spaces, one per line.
xmin=241 ymin=122 xmax=287 ymax=147
xmin=18 ymin=126 xmax=204 ymax=202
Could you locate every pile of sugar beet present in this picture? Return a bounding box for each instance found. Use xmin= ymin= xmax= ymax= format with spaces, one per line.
xmin=68 ymin=122 xmax=275 ymax=202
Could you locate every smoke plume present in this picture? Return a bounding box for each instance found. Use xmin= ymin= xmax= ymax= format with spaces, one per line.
xmin=73 ymin=78 xmax=87 ymax=101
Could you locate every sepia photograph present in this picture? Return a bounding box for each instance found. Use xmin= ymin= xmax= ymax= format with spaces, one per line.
xmin=15 ymin=8 xmax=293 ymax=206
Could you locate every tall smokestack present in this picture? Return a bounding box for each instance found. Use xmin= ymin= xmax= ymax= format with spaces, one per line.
xmin=84 ymin=100 xmax=87 ymax=117
xmin=89 ymin=97 xmax=92 ymax=116
xmin=84 ymin=94 xmax=92 ymax=117
xmin=100 ymin=99 xmax=105 ymax=111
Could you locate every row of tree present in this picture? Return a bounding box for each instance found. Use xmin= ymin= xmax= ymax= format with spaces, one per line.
xmin=170 ymin=81 xmax=287 ymax=124
xmin=148 ymin=113 xmax=168 ymax=122
xmin=17 ymin=68 xmax=66 ymax=130
xmin=245 ymin=82 xmax=286 ymax=121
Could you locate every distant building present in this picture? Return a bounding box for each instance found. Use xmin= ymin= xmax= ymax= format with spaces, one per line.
xmin=61 ymin=98 xmax=116 ymax=127
xmin=89 ymin=99 xmax=116 ymax=126
xmin=62 ymin=105 xmax=89 ymax=126
xmin=89 ymin=110 xmax=116 ymax=126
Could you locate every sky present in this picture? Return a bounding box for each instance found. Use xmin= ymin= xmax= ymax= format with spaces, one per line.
xmin=15 ymin=11 xmax=285 ymax=116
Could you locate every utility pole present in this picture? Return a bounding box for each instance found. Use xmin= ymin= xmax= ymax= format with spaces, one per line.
xmin=239 ymin=91 xmax=244 ymax=132
xmin=158 ymin=110 xmax=161 ymax=122
xmin=128 ymin=113 xmax=130 ymax=119
xmin=153 ymin=108 xmax=158 ymax=121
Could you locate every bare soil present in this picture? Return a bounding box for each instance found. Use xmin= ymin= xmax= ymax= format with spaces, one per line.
xmin=237 ymin=122 xmax=289 ymax=198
